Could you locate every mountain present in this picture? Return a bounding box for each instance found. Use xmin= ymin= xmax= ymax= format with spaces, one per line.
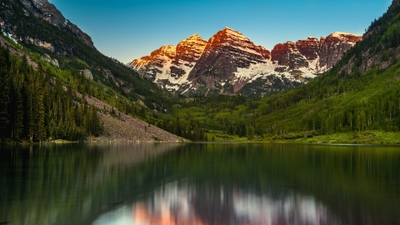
xmin=2 ymin=0 xmax=94 ymax=53
xmin=164 ymin=0 xmax=400 ymax=143
xmin=0 ymin=0 xmax=185 ymax=142
xmin=128 ymin=27 xmax=362 ymax=97
xmin=131 ymin=34 xmax=208 ymax=91
xmin=0 ymin=0 xmax=181 ymax=111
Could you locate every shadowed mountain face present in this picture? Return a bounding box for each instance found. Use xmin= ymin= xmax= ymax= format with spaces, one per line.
xmin=2 ymin=0 xmax=94 ymax=52
xmin=128 ymin=27 xmax=361 ymax=97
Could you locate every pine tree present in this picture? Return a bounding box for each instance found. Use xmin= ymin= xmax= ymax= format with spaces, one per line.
xmin=36 ymin=87 xmax=46 ymax=142
xmin=0 ymin=47 xmax=11 ymax=138
xmin=26 ymin=69 xmax=36 ymax=141
xmin=11 ymin=86 xmax=24 ymax=140
xmin=87 ymin=106 xmax=102 ymax=137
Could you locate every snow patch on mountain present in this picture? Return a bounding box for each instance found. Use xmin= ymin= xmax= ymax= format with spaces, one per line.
xmin=234 ymin=61 xmax=276 ymax=81
xmin=128 ymin=27 xmax=361 ymax=96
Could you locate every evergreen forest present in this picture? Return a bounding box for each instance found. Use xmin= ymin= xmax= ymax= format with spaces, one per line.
xmin=0 ymin=46 xmax=102 ymax=142
xmin=1 ymin=0 xmax=400 ymax=144
xmin=154 ymin=1 xmax=400 ymax=143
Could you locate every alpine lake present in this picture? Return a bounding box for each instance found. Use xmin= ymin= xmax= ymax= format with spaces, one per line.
xmin=0 ymin=143 xmax=399 ymax=225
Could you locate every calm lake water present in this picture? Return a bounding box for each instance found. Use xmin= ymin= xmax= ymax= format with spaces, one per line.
xmin=0 ymin=143 xmax=399 ymax=225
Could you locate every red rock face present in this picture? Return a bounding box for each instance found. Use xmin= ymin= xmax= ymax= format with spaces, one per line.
xmin=133 ymin=45 xmax=176 ymax=68
xmin=319 ymin=33 xmax=363 ymax=70
xmin=128 ymin=28 xmax=362 ymax=96
xmin=271 ymin=41 xmax=310 ymax=74
xmin=184 ymin=27 xmax=272 ymax=94
xmin=296 ymin=37 xmax=320 ymax=61
xmin=131 ymin=45 xmax=176 ymax=81
xmin=271 ymin=41 xmax=297 ymax=62
xmin=257 ymin=46 xmax=271 ymax=60
xmin=270 ymin=33 xmax=362 ymax=73
xmin=175 ymin=34 xmax=207 ymax=63
xmin=188 ymin=27 xmax=270 ymax=82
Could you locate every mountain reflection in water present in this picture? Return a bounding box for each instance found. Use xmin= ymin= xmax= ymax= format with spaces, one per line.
xmin=2 ymin=143 xmax=399 ymax=225
xmin=95 ymin=182 xmax=339 ymax=225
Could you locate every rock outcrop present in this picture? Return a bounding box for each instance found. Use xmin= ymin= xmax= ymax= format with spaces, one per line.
xmin=318 ymin=32 xmax=362 ymax=70
xmin=41 ymin=53 xmax=59 ymax=67
xmin=38 ymin=0 xmax=95 ymax=48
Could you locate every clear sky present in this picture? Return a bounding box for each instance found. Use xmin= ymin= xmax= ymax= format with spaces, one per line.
xmin=51 ymin=0 xmax=392 ymax=63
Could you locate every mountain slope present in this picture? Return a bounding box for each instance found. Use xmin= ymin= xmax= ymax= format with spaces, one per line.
xmin=129 ymin=27 xmax=362 ymax=97
xmin=0 ymin=0 xmax=177 ymax=112
xmin=162 ymin=0 xmax=400 ymax=143
xmin=0 ymin=0 xmax=185 ymax=142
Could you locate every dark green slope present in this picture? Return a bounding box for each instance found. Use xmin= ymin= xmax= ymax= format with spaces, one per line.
xmin=253 ymin=0 xmax=400 ymax=137
xmin=0 ymin=0 xmax=177 ymax=112
xmin=0 ymin=0 xmax=188 ymax=142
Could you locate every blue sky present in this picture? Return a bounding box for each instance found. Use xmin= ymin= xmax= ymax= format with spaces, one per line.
xmin=52 ymin=0 xmax=392 ymax=63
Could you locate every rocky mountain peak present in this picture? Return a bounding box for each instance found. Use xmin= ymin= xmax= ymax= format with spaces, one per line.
xmin=271 ymin=41 xmax=298 ymax=62
xmin=186 ymin=34 xmax=204 ymax=41
xmin=41 ymin=1 xmax=66 ymax=26
xmin=296 ymin=37 xmax=320 ymax=61
xmin=177 ymin=34 xmax=207 ymax=48
xmin=327 ymin=32 xmax=363 ymax=42
xmin=175 ymin=35 xmax=207 ymax=63
xmin=32 ymin=0 xmax=48 ymax=7
xmin=222 ymin=26 xmax=247 ymax=37
xmin=318 ymin=32 xmax=363 ymax=70
xmin=154 ymin=45 xmax=176 ymax=58
xmin=7 ymin=0 xmax=95 ymax=50
xmin=129 ymin=28 xmax=362 ymax=96
xmin=203 ymin=27 xmax=268 ymax=62
xmin=209 ymin=27 xmax=250 ymax=45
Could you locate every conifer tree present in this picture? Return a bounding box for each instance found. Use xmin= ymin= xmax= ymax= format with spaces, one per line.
xmin=10 ymin=85 xmax=24 ymax=139
xmin=26 ymin=69 xmax=36 ymax=141
xmin=0 ymin=47 xmax=10 ymax=138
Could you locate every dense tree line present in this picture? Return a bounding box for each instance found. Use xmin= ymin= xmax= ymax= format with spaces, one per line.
xmin=0 ymin=47 xmax=102 ymax=142
xmin=164 ymin=59 xmax=400 ymax=140
xmin=157 ymin=116 xmax=207 ymax=142
xmin=1 ymin=0 xmax=179 ymax=115
xmin=2 ymin=0 xmax=399 ymax=143
xmin=138 ymin=0 xmax=400 ymax=141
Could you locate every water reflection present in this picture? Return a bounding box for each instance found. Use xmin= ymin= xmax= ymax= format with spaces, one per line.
xmin=1 ymin=143 xmax=400 ymax=225
xmin=94 ymin=181 xmax=340 ymax=225
xmin=0 ymin=143 xmax=182 ymax=225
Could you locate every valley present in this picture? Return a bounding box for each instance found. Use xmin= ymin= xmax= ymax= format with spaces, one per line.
xmin=0 ymin=0 xmax=399 ymax=144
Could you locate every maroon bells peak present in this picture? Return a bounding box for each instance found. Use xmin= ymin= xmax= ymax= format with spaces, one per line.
xmin=128 ymin=27 xmax=361 ymax=96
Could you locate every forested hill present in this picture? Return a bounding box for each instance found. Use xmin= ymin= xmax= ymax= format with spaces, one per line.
xmin=256 ymin=0 xmax=400 ymax=136
xmin=164 ymin=0 xmax=400 ymax=143
xmin=1 ymin=0 xmax=399 ymax=143
xmin=0 ymin=0 xmax=177 ymax=113
xmin=0 ymin=42 xmax=184 ymax=143
xmin=0 ymin=0 xmax=185 ymax=142
xmin=0 ymin=46 xmax=102 ymax=141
